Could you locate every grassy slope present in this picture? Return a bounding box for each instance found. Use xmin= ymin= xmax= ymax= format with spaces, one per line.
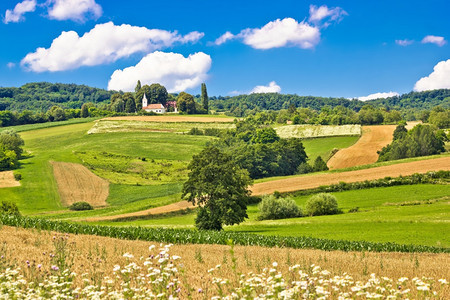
xmin=302 ymin=136 xmax=359 ymax=162
xmin=97 ymin=184 xmax=450 ymax=247
xmin=5 ymin=122 xmax=209 ymax=215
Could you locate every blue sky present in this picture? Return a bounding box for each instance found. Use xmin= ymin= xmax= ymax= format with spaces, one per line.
xmin=1 ymin=0 xmax=449 ymax=99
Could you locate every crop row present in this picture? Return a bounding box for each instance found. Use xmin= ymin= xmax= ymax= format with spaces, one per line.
xmin=1 ymin=214 xmax=448 ymax=253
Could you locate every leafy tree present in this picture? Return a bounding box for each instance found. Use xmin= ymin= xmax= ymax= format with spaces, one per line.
xmin=428 ymin=108 xmax=450 ymax=129
xmin=177 ymin=92 xmax=196 ymax=114
xmin=0 ymin=148 xmax=18 ymax=170
xmin=0 ymin=130 xmax=24 ymax=158
xmin=135 ymin=80 xmax=141 ymax=93
xmin=135 ymin=84 xmax=168 ymax=110
xmin=123 ymin=92 xmax=136 ymax=113
xmin=182 ymin=146 xmax=252 ymax=230
xmin=252 ymin=127 xmax=280 ymax=144
xmin=313 ymin=156 xmax=329 ymax=172
xmin=201 ymin=83 xmax=208 ymax=113
xmin=47 ymin=106 xmax=66 ymax=121
xmin=393 ymin=124 xmax=407 ymax=140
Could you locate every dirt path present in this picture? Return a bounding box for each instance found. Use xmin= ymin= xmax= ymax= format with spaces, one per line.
xmin=0 ymin=171 xmax=20 ymax=188
xmin=252 ymin=156 xmax=450 ymax=195
xmin=102 ymin=116 xmax=235 ymax=123
xmin=327 ymin=125 xmax=396 ymax=169
xmin=84 ymin=156 xmax=450 ymax=222
xmin=51 ymin=162 xmax=109 ymax=207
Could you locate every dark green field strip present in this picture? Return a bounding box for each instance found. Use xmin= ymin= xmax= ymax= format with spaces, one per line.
xmin=1 ymin=215 xmax=448 ymax=253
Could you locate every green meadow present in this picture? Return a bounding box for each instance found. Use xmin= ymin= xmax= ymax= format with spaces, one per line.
xmin=2 ymin=120 xmax=449 ymax=248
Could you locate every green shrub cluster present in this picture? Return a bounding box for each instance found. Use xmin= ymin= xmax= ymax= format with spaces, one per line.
xmin=187 ymin=127 xmax=222 ymax=137
xmin=1 ymin=214 xmax=448 ymax=253
xmin=0 ymin=201 xmax=20 ymax=216
xmin=258 ymin=195 xmax=302 ymax=220
xmin=305 ymin=193 xmax=341 ymax=216
xmin=69 ymin=202 xmax=93 ymax=211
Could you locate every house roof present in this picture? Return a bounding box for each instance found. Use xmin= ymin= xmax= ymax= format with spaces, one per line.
xmin=143 ymin=103 xmax=164 ymax=109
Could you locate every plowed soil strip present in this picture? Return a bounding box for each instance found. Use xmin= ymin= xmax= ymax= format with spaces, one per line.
xmin=327 ymin=125 xmax=396 ymax=169
xmin=51 ymin=162 xmax=109 ymax=207
xmin=0 ymin=171 xmax=20 ymax=188
xmin=102 ymin=116 xmax=235 ymax=123
xmin=86 ymin=200 xmax=194 ymax=222
xmin=252 ymin=156 xmax=450 ymax=195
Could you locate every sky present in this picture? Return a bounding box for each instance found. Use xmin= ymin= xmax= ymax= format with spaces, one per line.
xmin=1 ymin=0 xmax=449 ymax=99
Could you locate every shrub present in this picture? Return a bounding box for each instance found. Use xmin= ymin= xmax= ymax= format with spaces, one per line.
xmin=313 ymin=156 xmax=329 ymax=172
xmin=258 ymin=195 xmax=302 ymax=220
xmin=305 ymin=193 xmax=341 ymax=216
xmin=13 ymin=173 xmax=22 ymax=181
xmin=69 ymin=202 xmax=93 ymax=211
xmin=297 ymin=162 xmax=313 ymax=174
xmin=0 ymin=201 xmax=20 ymax=216
xmin=188 ymin=127 xmax=204 ymax=135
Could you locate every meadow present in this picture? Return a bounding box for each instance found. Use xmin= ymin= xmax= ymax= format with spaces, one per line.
xmin=1 ymin=118 xmax=448 ymax=250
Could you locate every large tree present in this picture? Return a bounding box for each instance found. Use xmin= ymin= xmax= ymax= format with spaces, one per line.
xmin=182 ymin=146 xmax=252 ymax=230
xmin=201 ymin=83 xmax=208 ymax=113
xmin=0 ymin=130 xmax=24 ymax=159
xmin=135 ymin=83 xmax=169 ymax=110
xmin=177 ymin=92 xmax=196 ymax=114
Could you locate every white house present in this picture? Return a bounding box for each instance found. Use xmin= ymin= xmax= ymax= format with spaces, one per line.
xmin=142 ymin=94 xmax=166 ymax=114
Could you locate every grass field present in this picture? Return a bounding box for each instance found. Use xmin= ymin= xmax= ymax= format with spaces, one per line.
xmin=302 ymin=136 xmax=359 ymax=162
xmin=94 ymin=184 xmax=450 ymax=247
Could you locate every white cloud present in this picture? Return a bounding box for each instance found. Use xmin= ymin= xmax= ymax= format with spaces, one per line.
xmin=395 ymin=39 xmax=413 ymax=46
xmin=308 ymin=4 xmax=347 ymax=24
xmin=3 ymin=0 xmax=36 ymax=24
xmin=358 ymin=91 xmax=399 ymax=101
xmin=46 ymin=0 xmax=102 ymax=22
xmin=421 ymin=35 xmax=447 ymax=46
xmin=414 ymin=59 xmax=450 ymax=91
xmin=107 ymin=51 xmax=212 ymax=93
xmin=250 ymin=81 xmax=281 ymax=94
xmin=21 ymin=22 xmax=204 ymax=72
xmin=214 ymin=31 xmax=235 ymax=45
xmin=239 ymin=18 xmax=320 ymax=49
xmin=6 ymin=62 xmax=16 ymax=69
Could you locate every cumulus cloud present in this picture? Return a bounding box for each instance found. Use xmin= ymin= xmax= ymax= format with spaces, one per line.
xmin=358 ymin=91 xmax=399 ymax=101
xmin=308 ymin=4 xmax=347 ymax=25
xmin=214 ymin=31 xmax=235 ymax=45
xmin=21 ymin=22 xmax=204 ymax=72
xmin=3 ymin=0 xmax=36 ymax=24
xmin=395 ymin=39 xmax=413 ymax=46
xmin=414 ymin=59 xmax=450 ymax=91
xmin=46 ymin=0 xmax=102 ymax=22
xmin=107 ymin=51 xmax=212 ymax=92
xmin=250 ymin=81 xmax=281 ymax=94
xmin=421 ymin=35 xmax=447 ymax=46
xmin=239 ymin=18 xmax=320 ymax=49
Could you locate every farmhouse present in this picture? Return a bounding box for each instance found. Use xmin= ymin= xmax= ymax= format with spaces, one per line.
xmin=141 ymin=94 xmax=178 ymax=113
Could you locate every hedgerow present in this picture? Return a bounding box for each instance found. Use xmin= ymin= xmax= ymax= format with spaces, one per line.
xmin=0 ymin=214 xmax=448 ymax=253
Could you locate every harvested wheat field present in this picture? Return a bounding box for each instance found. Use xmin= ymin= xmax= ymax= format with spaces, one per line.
xmin=252 ymin=156 xmax=450 ymax=195
xmin=51 ymin=161 xmax=109 ymax=207
xmin=327 ymin=125 xmax=396 ymax=169
xmin=0 ymin=171 xmax=20 ymax=188
xmin=103 ymin=115 xmax=235 ymax=123
xmin=1 ymin=226 xmax=448 ymax=298
xmin=87 ymin=200 xmax=195 ymax=222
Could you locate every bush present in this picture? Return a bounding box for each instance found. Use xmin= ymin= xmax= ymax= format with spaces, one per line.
xmin=313 ymin=156 xmax=329 ymax=172
xmin=305 ymin=193 xmax=341 ymax=216
xmin=188 ymin=127 xmax=204 ymax=135
xmin=297 ymin=162 xmax=313 ymax=174
xmin=69 ymin=202 xmax=94 ymax=211
xmin=203 ymin=128 xmax=222 ymax=137
xmin=14 ymin=173 xmax=22 ymax=181
xmin=0 ymin=201 xmax=20 ymax=216
xmin=258 ymin=195 xmax=302 ymax=220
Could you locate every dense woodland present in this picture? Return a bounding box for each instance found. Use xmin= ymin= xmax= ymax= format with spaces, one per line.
xmin=0 ymin=82 xmax=449 ymax=128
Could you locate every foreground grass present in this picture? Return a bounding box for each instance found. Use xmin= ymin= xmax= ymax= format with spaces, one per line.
xmin=1 ymin=226 xmax=448 ymax=299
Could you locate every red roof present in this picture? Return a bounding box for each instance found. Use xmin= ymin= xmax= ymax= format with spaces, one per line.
xmin=143 ymin=103 xmax=164 ymax=109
